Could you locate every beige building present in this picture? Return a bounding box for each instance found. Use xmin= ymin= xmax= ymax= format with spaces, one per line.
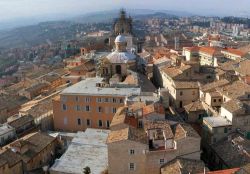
xmin=53 ymin=77 xmax=141 ymax=132
xmin=0 ymin=149 xmax=23 ymax=174
xmin=183 ymin=46 xmax=225 ymax=67
xmin=202 ymin=116 xmax=232 ymax=145
xmin=220 ymin=100 xmax=250 ymax=132
xmin=107 ymin=121 xmax=201 ymax=174
xmin=160 ymin=64 xmax=200 ymax=108
xmin=18 ymin=82 xmax=49 ymax=100
xmin=20 ymin=90 xmax=61 ymax=131
xmin=184 ymin=101 xmax=206 ymax=123
xmin=9 ymin=132 xmax=57 ymax=172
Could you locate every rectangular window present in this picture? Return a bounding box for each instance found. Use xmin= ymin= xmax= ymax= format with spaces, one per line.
xmin=76 ymin=105 xmax=80 ymax=111
xmin=96 ymin=98 xmax=102 ymax=103
xmin=97 ymin=106 xmax=102 ymax=113
xmin=64 ymin=117 xmax=68 ymax=125
xmin=199 ymin=114 xmax=203 ymax=119
xmin=113 ymin=98 xmax=117 ymax=103
xmin=213 ymin=99 xmax=217 ymax=102
xmin=75 ymin=96 xmax=79 ymax=102
xmin=160 ymin=159 xmax=165 ymax=165
xmin=129 ymin=163 xmax=135 ymax=171
xmin=138 ymin=120 xmax=143 ymax=128
xmin=224 ymin=127 xmax=228 ymax=133
xmin=77 ymin=118 xmax=81 ymax=125
xmin=120 ymin=98 xmax=123 ymax=103
xmin=87 ymin=119 xmax=91 ymax=126
xmin=180 ymin=91 xmax=183 ymax=96
xmin=98 ymin=120 xmax=103 ymax=127
xmin=85 ymin=97 xmax=91 ymax=102
xmin=130 ymin=149 xmax=135 ymax=155
xmin=219 ymin=99 xmax=222 ymax=102
xmin=62 ymin=104 xmax=67 ymax=111
xmin=86 ymin=105 xmax=90 ymax=112
xmin=112 ymin=107 xmax=117 ymax=113
xmin=105 ymin=98 xmax=109 ymax=103
xmin=106 ymin=120 xmax=110 ymax=128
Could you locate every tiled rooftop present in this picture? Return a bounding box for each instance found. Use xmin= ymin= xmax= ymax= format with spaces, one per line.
xmin=184 ymin=46 xmax=222 ymax=56
xmin=10 ymin=132 xmax=56 ymax=163
xmin=234 ymin=59 xmax=250 ymax=76
xmin=211 ymin=133 xmax=250 ymax=168
xmin=8 ymin=115 xmax=34 ymax=129
xmin=201 ymin=79 xmax=229 ymax=93
xmin=144 ymin=121 xmax=174 ymax=139
xmin=222 ymin=48 xmax=246 ymax=57
xmin=107 ymin=127 xmax=147 ymax=144
xmin=174 ymin=81 xmax=199 ymax=89
xmin=161 ymin=65 xmax=191 ymax=78
xmin=161 ymin=157 xmax=206 ymax=174
xmin=184 ymin=101 xmax=205 ymax=112
xmin=0 ymin=149 xmax=22 ymax=168
xmin=217 ymin=80 xmax=250 ymax=99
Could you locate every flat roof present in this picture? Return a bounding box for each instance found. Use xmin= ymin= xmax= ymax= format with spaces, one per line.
xmin=204 ymin=116 xmax=232 ymax=127
xmin=61 ymin=77 xmax=141 ymax=96
xmin=50 ymin=128 xmax=110 ymax=174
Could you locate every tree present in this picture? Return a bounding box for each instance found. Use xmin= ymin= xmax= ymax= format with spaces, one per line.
xmin=83 ymin=166 xmax=91 ymax=174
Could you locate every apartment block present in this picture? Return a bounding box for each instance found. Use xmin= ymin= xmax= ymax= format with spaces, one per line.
xmin=53 ymin=77 xmax=141 ymax=132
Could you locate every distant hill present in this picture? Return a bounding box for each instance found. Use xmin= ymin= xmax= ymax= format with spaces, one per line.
xmin=0 ymin=9 xmax=194 ymax=49
xmin=0 ymin=21 xmax=78 ymax=49
xmin=72 ymin=9 xmax=193 ymax=23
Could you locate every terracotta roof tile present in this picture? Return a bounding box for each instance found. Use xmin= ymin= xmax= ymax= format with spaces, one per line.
xmin=223 ymin=48 xmax=246 ymax=57
xmin=161 ymin=157 xmax=206 ymax=174
xmin=107 ymin=127 xmax=147 ymax=144
xmin=174 ymin=81 xmax=199 ymax=89
xmin=184 ymin=101 xmax=205 ymax=113
xmin=234 ymin=59 xmax=250 ymax=76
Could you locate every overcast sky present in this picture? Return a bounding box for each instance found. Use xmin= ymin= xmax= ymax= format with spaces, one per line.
xmin=0 ymin=0 xmax=249 ymax=21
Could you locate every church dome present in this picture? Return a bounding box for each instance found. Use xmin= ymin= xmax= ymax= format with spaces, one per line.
xmin=107 ymin=52 xmax=136 ymax=64
xmin=115 ymin=34 xmax=127 ymax=43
